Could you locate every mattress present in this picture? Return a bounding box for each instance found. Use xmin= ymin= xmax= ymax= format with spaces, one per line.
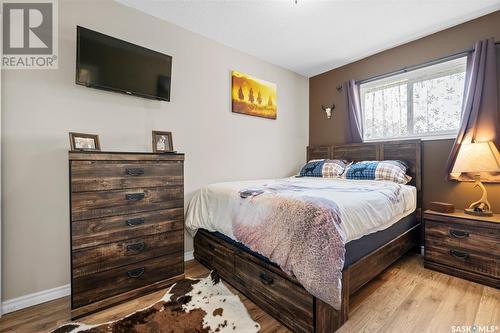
xmin=186 ymin=177 xmax=417 ymax=308
xmin=185 ymin=177 xmax=417 ymax=243
xmin=204 ymin=212 xmax=418 ymax=269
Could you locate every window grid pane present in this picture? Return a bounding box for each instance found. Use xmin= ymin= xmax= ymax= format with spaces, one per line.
xmin=362 ymin=83 xmax=408 ymax=140
xmin=360 ymin=57 xmax=467 ymax=142
xmin=412 ymin=72 xmax=466 ymax=135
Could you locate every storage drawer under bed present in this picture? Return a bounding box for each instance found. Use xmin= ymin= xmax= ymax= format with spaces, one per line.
xmin=193 ymin=230 xmax=314 ymax=333
xmin=234 ymin=253 xmax=314 ymax=333
xmin=193 ymin=231 xmax=235 ymax=277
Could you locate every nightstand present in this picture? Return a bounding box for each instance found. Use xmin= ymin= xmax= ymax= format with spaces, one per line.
xmin=423 ymin=210 xmax=499 ymax=288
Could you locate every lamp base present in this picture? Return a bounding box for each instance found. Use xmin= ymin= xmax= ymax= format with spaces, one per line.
xmin=465 ymin=179 xmax=494 ymax=217
xmin=464 ymin=208 xmax=493 ymax=217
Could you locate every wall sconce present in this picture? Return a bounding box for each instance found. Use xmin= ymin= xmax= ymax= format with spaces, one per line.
xmin=321 ymin=104 xmax=335 ymax=119
xmin=336 ymin=85 xmax=343 ymax=92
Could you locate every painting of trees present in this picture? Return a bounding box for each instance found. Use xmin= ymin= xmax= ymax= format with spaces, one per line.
xmin=231 ymin=70 xmax=277 ymax=119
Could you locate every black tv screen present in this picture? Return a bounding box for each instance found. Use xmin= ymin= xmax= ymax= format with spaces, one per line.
xmin=76 ymin=26 xmax=172 ymax=101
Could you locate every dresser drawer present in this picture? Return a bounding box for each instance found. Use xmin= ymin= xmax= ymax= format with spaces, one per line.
xmin=425 ymin=245 xmax=499 ymax=279
xmin=71 ymin=186 xmax=183 ymax=221
xmin=71 ymin=161 xmax=183 ymax=192
xmin=72 ymin=230 xmax=183 ymax=278
xmin=234 ymin=254 xmax=314 ymax=333
xmin=425 ymin=219 xmax=500 ymax=256
xmin=72 ymin=253 xmax=184 ymax=308
xmin=72 ymin=208 xmax=184 ymax=249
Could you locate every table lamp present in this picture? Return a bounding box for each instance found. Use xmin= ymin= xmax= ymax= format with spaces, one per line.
xmin=451 ymin=141 xmax=500 ymax=216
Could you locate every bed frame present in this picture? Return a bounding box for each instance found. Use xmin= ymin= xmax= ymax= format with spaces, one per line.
xmin=193 ymin=139 xmax=422 ymax=332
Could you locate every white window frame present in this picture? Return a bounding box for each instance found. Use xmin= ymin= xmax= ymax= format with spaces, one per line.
xmin=360 ymin=56 xmax=467 ymax=142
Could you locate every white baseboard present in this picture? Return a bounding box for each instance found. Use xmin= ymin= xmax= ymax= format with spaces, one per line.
xmin=184 ymin=250 xmax=194 ymax=261
xmin=2 ymin=284 xmax=71 ymax=315
xmin=1 ymin=251 xmax=196 ymax=315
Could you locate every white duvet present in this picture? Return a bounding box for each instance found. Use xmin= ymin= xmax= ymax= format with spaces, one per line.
xmin=185 ymin=177 xmax=416 ymax=243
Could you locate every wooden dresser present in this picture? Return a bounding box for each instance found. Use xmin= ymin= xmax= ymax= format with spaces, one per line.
xmin=424 ymin=210 xmax=499 ymax=288
xmin=69 ymin=151 xmax=185 ymax=318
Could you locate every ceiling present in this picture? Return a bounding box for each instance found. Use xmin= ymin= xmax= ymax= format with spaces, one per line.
xmin=117 ymin=0 xmax=500 ymax=77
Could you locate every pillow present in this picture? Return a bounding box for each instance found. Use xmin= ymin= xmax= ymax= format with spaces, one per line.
xmin=322 ymin=159 xmax=349 ymax=178
xmin=299 ymin=159 xmax=347 ymax=178
xmin=344 ymin=160 xmax=411 ymax=184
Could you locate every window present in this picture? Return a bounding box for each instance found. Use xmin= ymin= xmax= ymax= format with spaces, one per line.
xmin=360 ymin=57 xmax=467 ymax=141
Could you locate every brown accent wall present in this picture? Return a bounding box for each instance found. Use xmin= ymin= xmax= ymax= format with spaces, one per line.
xmin=309 ymin=10 xmax=500 ymax=211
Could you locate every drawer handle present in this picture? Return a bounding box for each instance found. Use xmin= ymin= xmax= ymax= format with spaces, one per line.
xmin=127 ymin=242 xmax=146 ymax=252
xmin=450 ymin=249 xmax=469 ymax=260
xmin=259 ymin=272 xmax=274 ymax=285
xmin=126 ymin=192 xmax=145 ymax=201
xmin=208 ymin=244 xmax=216 ymax=251
xmin=449 ymin=229 xmax=469 ymax=239
xmin=127 ymin=267 xmax=145 ymax=278
xmin=126 ymin=217 xmax=145 ymax=227
xmin=126 ymin=168 xmax=145 ymax=176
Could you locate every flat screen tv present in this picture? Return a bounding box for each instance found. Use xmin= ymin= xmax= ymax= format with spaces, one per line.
xmin=76 ymin=26 xmax=172 ymax=101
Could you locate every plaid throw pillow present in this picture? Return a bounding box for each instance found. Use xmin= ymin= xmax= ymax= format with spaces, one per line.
xmin=299 ymin=159 xmax=348 ymax=178
xmin=322 ymin=159 xmax=348 ymax=178
xmin=299 ymin=160 xmax=325 ymax=177
xmin=345 ymin=161 xmax=378 ymax=180
xmin=345 ymin=160 xmax=411 ymax=184
xmin=375 ymin=161 xmax=412 ymax=184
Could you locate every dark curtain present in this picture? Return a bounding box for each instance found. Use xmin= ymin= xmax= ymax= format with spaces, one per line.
xmin=445 ymin=38 xmax=499 ymax=182
xmin=343 ymin=80 xmax=363 ymax=143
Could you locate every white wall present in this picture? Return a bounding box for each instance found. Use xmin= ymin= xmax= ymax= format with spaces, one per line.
xmin=1 ymin=0 xmax=308 ymax=301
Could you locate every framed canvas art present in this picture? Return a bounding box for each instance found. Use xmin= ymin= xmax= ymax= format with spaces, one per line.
xmin=231 ymin=71 xmax=277 ymax=119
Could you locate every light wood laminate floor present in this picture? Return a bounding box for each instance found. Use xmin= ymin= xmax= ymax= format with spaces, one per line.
xmin=0 ymin=254 xmax=498 ymax=333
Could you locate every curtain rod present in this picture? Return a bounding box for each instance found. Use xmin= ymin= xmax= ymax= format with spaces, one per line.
xmin=356 ymin=41 xmax=500 ymax=85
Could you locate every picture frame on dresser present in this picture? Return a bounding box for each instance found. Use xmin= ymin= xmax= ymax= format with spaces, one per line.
xmin=152 ymin=130 xmax=174 ymax=153
xmin=69 ymin=150 xmax=185 ymax=319
xmin=69 ymin=132 xmax=101 ymax=151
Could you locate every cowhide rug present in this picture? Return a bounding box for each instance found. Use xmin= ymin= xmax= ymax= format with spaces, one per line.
xmin=52 ymin=272 xmax=260 ymax=333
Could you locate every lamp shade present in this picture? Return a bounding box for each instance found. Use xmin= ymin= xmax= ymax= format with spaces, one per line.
xmin=451 ymin=141 xmax=500 ymax=173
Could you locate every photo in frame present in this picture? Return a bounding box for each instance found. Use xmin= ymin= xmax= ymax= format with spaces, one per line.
xmin=152 ymin=130 xmax=174 ymax=153
xmin=69 ymin=132 xmax=101 ymax=151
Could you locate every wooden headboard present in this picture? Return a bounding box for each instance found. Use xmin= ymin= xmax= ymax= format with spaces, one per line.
xmin=307 ymin=140 xmax=422 ymax=209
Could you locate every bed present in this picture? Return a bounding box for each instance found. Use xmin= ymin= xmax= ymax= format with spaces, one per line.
xmin=188 ymin=140 xmax=422 ymax=333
